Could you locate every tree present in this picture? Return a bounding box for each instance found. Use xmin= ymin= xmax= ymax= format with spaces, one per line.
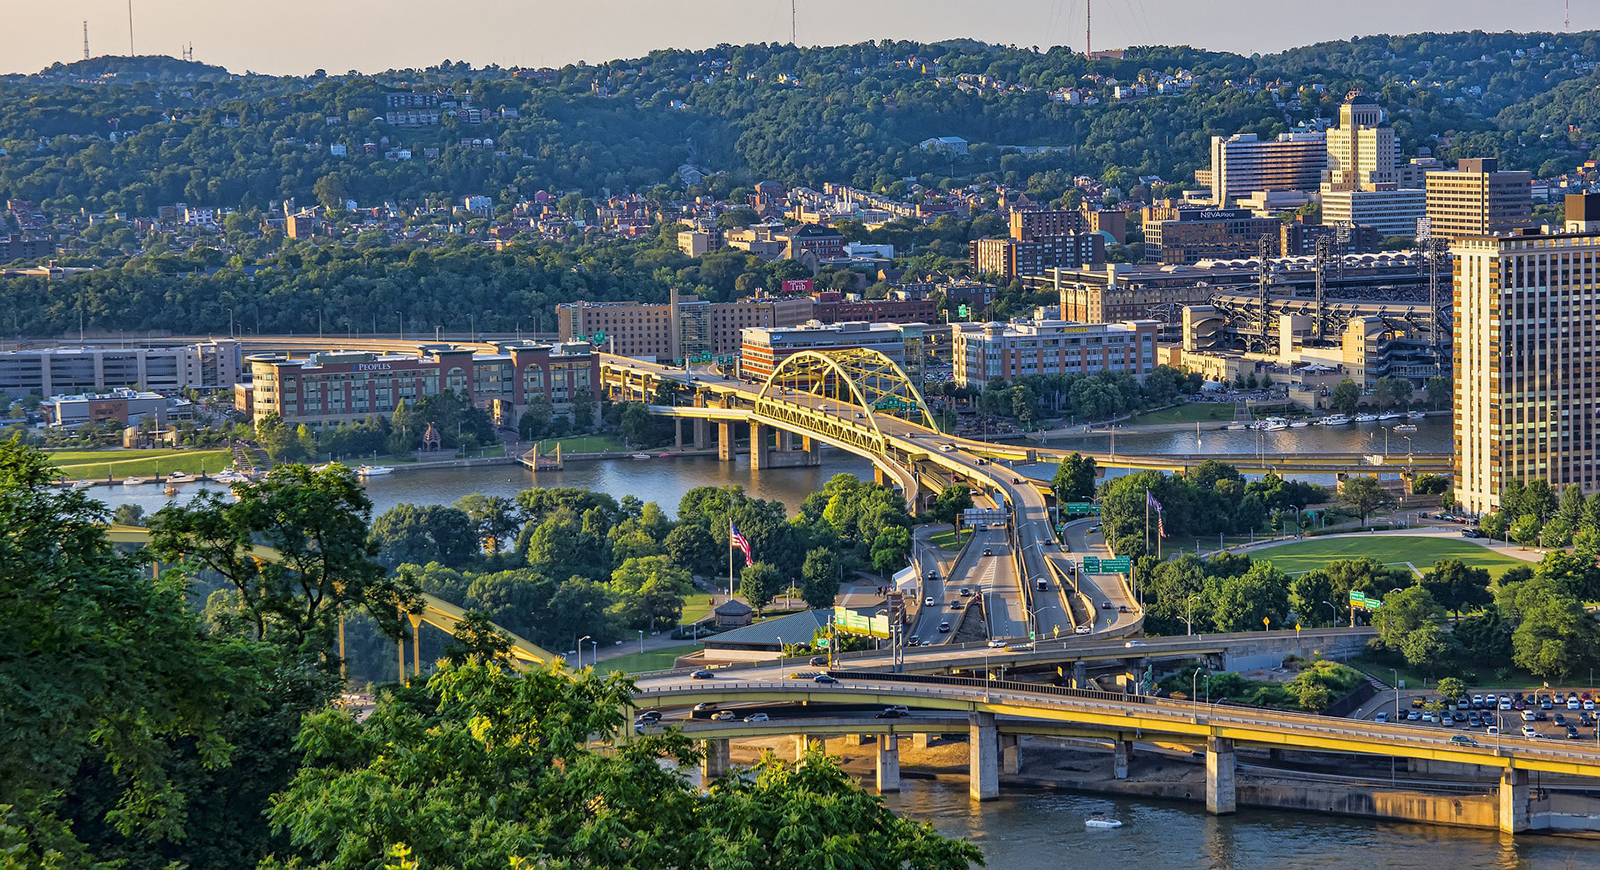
xmin=369 ymin=503 xmax=482 ymax=569
xmin=1424 ymin=376 xmax=1452 ymax=410
xmin=1371 ymin=586 xmax=1444 ymax=651
xmin=1329 ymin=380 xmax=1362 ymax=415
xmin=870 ymin=525 xmax=913 ymax=575
xmin=149 ymin=464 xmax=417 ymax=656
xmin=800 ymin=547 xmax=842 ymax=610
xmin=619 ymin=401 xmax=657 ymax=446
xmin=1206 ymin=562 xmax=1290 ymax=632
xmin=1436 ymin=677 xmax=1467 ymax=704
xmin=265 ymin=660 xmax=981 ymax=870
xmin=1509 ymin=514 xmax=1543 ymax=548
xmin=1338 ymin=476 xmax=1396 ymax=527
xmin=1513 ymin=596 xmax=1600 ymax=679
xmin=664 ymin=522 xmax=718 ymax=577
xmin=1051 ymin=452 xmax=1098 ymax=504
xmin=111 ymin=502 xmax=146 ymax=526
xmin=740 ymin=561 xmax=782 ymax=615
xmin=930 ymin=483 xmax=973 ymax=526
xmin=1400 ymin=623 xmax=1455 ymax=673
xmin=453 ymin=493 xmax=525 ymax=553
xmin=1524 ymin=478 xmax=1558 ymax=521
xmin=609 ymin=555 xmax=694 ymax=629
xmin=312 ymin=172 xmax=348 ymax=211
xmin=440 ymin=610 xmax=517 ymax=668
xmin=1418 ymin=559 xmax=1492 ymax=616
xmin=570 ymin=388 xmax=598 ymax=429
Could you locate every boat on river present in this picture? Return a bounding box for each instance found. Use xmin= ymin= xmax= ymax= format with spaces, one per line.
xmin=631 ymin=453 xmax=652 ymax=460
xmin=1378 ymin=412 xmax=1404 ymax=421
xmin=1354 ymin=413 xmax=1380 ymax=423
xmin=1322 ymin=414 xmax=1352 ymax=426
xmin=1085 ymin=816 xmax=1124 ymax=829
xmin=1394 ymin=424 xmax=1419 ymax=433
xmin=123 ymin=477 xmax=149 ymax=486
xmin=357 ymin=465 xmax=394 ymax=477
xmin=1407 ymin=410 xmax=1426 ymax=420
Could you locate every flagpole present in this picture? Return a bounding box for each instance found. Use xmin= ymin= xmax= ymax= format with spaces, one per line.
xmin=1144 ymin=489 xmax=1150 ymax=558
xmin=728 ymin=521 xmax=735 ymax=599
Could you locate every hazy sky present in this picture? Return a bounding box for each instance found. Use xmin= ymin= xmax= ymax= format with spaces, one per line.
xmin=6 ymin=1 xmax=1596 ymax=76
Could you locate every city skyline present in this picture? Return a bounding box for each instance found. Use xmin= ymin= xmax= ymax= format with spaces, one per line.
xmin=6 ymin=0 xmax=1597 ymax=76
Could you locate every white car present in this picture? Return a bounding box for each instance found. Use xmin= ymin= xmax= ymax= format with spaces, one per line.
xmin=744 ymin=713 xmax=770 ymax=722
xmin=1522 ymin=725 xmax=1539 ymax=738
xmin=924 ymin=597 xmax=935 ymax=606
xmin=1074 ymin=624 xmax=1092 ymax=635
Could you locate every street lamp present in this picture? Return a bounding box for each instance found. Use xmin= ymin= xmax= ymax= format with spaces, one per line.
xmin=577 ymin=635 xmax=592 ymax=669
xmin=638 ymin=629 xmax=645 ymax=654
xmin=1184 ymin=594 xmax=1201 ymax=636
xmin=1191 ymin=667 xmax=1207 ymax=718
xmin=1391 ymin=668 xmax=1401 ymax=725
xmin=589 ymin=638 xmax=598 ymax=665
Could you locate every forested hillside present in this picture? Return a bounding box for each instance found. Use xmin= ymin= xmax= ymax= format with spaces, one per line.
xmin=1 ymin=32 xmax=1596 ymax=213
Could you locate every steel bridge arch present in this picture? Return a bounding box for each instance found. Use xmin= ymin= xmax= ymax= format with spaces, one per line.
xmin=754 ymin=348 xmax=938 ymax=440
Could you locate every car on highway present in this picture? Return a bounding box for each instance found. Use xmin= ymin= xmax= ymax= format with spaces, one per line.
xmin=939 ymin=444 xmax=955 ymax=452
xmin=1124 ymin=640 xmax=1147 ymax=647
xmin=924 ymin=596 xmax=936 ymax=606
xmin=875 ymin=708 xmax=908 ymax=719
xmin=1451 ymin=735 xmax=1480 ymax=746
xmin=814 ymin=674 xmax=839 ymax=684
xmin=950 ymin=600 xmax=964 ymax=609
xmin=744 ymin=713 xmax=770 ymax=722
xmin=988 ymin=639 xmax=1006 ymax=648
xmin=1036 ymin=578 xmax=1049 ymax=590
xmin=925 ymin=570 xmax=938 ymax=580
xmin=1087 ymin=525 xmax=1101 ymax=533
xmin=983 ymin=548 xmax=994 ymax=556
xmin=1100 ymin=601 xmax=1113 ymax=609
xmin=938 ymin=621 xmax=952 ymax=633
xmin=809 ymin=656 xmax=827 ymax=666
xmin=1012 ymin=478 xmax=1022 ymax=484
xmin=1075 ymin=624 xmax=1092 ymax=635
xmin=693 ymin=702 xmax=718 ymax=712
xmin=714 ymin=710 xmax=737 ymax=720
xmin=1375 ymin=712 xmax=1388 ymax=722
xmin=959 ymin=587 xmax=972 ymax=596
xmin=690 ymin=669 xmax=715 ymax=680
xmin=636 ymin=710 xmax=662 ymax=725
xmin=1570 ymin=725 xmax=1582 ymax=739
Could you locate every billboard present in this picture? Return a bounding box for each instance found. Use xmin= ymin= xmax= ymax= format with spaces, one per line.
xmin=781 ymin=278 xmax=815 ymax=293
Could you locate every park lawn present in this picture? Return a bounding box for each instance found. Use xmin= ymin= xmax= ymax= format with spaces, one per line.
xmin=1249 ymin=535 xmax=1531 ymax=579
xmin=1127 ymin=403 xmax=1236 ymax=426
xmin=929 ymin=528 xmax=974 ymax=550
xmin=680 ymin=593 xmax=716 ymax=624
xmin=1349 ymin=653 xmax=1541 ymax=692
xmin=535 ymin=434 xmax=628 ymax=454
xmin=598 ymin=643 xmax=704 ymax=675
xmin=50 ymin=449 xmax=234 ymax=479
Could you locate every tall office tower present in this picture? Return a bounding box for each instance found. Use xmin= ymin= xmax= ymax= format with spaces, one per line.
xmin=1453 ymin=194 xmax=1600 ymax=515
xmin=1425 ymin=158 xmax=1534 ymax=241
xmin=1207 ymin=132 xmax=1327 ymax=206
xmin=1324 ymin=92 xmax=1398 ymax=191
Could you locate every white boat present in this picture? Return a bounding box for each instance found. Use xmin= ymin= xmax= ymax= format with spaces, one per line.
xmin=211 ymin=470 xmax=247 ymax=484
xmin=122 ymin=477 xmax=149 ymax=486
xmin=630 ymin=453 xmax=652 ymax=460
xmin=1393 ymin=424 xmax=1418 ymax=433
xmin=1224 ymin=423 xmax=1247 ymax=430
xmin=1322 ymin=414 xmax=1352 ymax=426
xmin=71 ymin=480 xmax=96 ymax=491
xmin=1085 ymin=816 xmax=1124 ymax=829
xmin=1290 ymin=420 xmax=1310 ymax=428
xmin=1263 ymin=422 xmax=1289 ymax=432
xmin=1354 ymin=413 xmax=1380 ymax=423
xmin=357 ymin=465 xmax=394 ymax=477
xmin=1378 ymin=412 xmax=1403 ymax=421
xmin=1407 ymin=410 xmax=1426 ymax=420
xmin=166 ymin=471 xmax=191 ymax=482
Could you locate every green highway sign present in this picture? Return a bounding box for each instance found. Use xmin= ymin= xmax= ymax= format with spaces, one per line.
xmin=1081 ymin=556 xmax=1101 ymax=572
xmin=833 ymin=606 xmax=891 ymax=639
xmin=1062 ymin=502 xmax=1101 ymax=515
xmin=1100 ymin=557 xmax=1131 ymax=574
xmin=1349 ymin=590 xmax=1383 ymax=611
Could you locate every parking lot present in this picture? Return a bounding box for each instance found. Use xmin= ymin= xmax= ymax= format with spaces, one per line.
xmin=1366 ymin=690 xmax=1600 ymax=743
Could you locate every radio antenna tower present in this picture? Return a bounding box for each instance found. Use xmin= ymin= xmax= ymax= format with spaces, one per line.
xmin=127 ymin=0 xmax=135 ymax=55
xmin=83 ymin=21 xmax=90 ymax=60
xmin=790 ymin=0 xmax=797 ymax=45
xmin=1086 ymin=0 xmax=1092 ymax=60
xmin=1566 ymin=0 xmax=1572 ymax=31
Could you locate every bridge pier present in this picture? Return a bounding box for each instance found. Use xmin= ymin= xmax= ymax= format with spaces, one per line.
xmin=694 ymin=418 xmax=709 ymax=449
xmin=912 ymin=731 xmax=931 ymax=750
xmin=674 ymin=418 xmax=684 ymax=449
xmin=717 ymin=422 xmax=734 ymax=462
xmin=1000 ymin=734 xmax=1021 ymax=775
xmin=751 ymin=422 xmax=768 ymax=470
xmin=794 ymin=734 xmax=813 ymax=762
xmin=876 ymin=735 xmax=901 ymax=793
xmin=1205 ymin=736 xmax=1237 ymax=815
xmin=1113 ymin=739 xmax=1131 ymax=780
xmin=1499 ymin=767 xmax=1529 ymax=834
xmin=702 ymin=738 xmax=731 ymax=781
xmin=969 ymin=712 xmax=999 ymax=801
xmin=1072 ymin=661 xmax=1088 ymax=690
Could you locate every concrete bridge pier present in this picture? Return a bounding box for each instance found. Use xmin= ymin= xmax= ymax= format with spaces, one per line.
xmin=694 ymin=418 xmax=709 ymax=449
xmin=702 ymin=738 xmax=731 ymax=781
xmin=751 ymin=422 xmax=768 ymax=470
xmin=794 ymin=734 xmax=813 ymax=762
xmin=674 ymin=418 xmax=684 ymax=449
xmin=1205 ymin=736 xmax=1237 ymax=815
xmin=1499 ymin=768 xmax=1529 ymax=834
xmin=912 ymin=731 xmax=931 ymax=750
xmin=1114 ymin=740 xmax=1131 ymax=779
xmin=876 ymin=735 xmax=901 ymax=793
xmin=1000 ymin=734 xmax=1022 ymax=775
xmin=969 ymin=712 xmax=999 ymax=801
xmin=1072 ymin=661 xmax=1088 ymax=690
xmin=717 ymin=422 xmax=734 ymax=462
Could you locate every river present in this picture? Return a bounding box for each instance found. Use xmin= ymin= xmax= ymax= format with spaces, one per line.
xmin=884 ymin=778 xmax=1600 ymax=869
xmin=92 ymin=417 xmax=1454 ymax=519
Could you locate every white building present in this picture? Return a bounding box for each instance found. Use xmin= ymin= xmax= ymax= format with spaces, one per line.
xmin=949 ymin=313 xmax=1158 ymax=388
xmin=0 ymin=340 xmax=243 ymax=400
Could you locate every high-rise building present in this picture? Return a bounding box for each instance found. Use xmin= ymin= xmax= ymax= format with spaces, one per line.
xmin=1319 ymin=188 xmax=1426 ymax=239
xmin=1324 ymin=93 xmax=1397 ymax=191
xmin=555 ymin=292 xmax=814 ymax=361
xmin=0 ymin=340 xmax=242 ymax=399
xmin=1425 ymin=158 xmax=1534 ymax=241
xmin=1140 ymin=206 xmax=1279 ymax=264
xmin=738 ymin=321 xmax=926 ymax=383
xmin=1453 ymin=194 xmax=1600 ymax=515
xmin=1207 ymin=132 xmax=1327 ymax=205
xmin=969 ymin=208 xmax=1104 ymax=279
xmin=949 ymin=315 xmax=1158 ymax=388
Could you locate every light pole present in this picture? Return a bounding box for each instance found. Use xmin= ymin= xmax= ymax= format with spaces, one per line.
xmin=638 ymin=629 xmax=645 ymax=654
xmin=1391 ymin=668 xmax=1401 ymax=725
xmin=577 ymin=635 xmax=592 ymax=669
xmin=1184 ymin=594 xmax=1201 ymax=636
xmin=1192 ymin=667 xmax=1207 ymax=718
xmin=589 ymin=638 xmax=598 ymax=665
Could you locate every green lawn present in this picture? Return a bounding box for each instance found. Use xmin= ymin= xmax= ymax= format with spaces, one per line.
xmin=535 ymin=434 xmax=628 ymax=454
xmin=598 ymin=643 xmax=704 ymax=674
xmin=48 ymin=448 xmax=235 ymax=479
xmin=929 ymin=528 xmax=974 ymax=550
xmin=1349 ymin=653 xmax=1542 ymax=692
xmin=1127 ymin=403 xmax=1237 ymax=426
xmin=680 ymin=593 xmax=716 ymax=624
xmin=1248 ymin=535 xmax=1531 ymax=578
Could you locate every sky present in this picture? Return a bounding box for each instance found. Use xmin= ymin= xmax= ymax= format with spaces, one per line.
xmin=5 ymin=0 xmax=1597 ymax=76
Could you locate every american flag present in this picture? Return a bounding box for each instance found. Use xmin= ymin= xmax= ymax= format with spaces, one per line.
xmin=730 ymin=522 xmax=752 ymax=563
